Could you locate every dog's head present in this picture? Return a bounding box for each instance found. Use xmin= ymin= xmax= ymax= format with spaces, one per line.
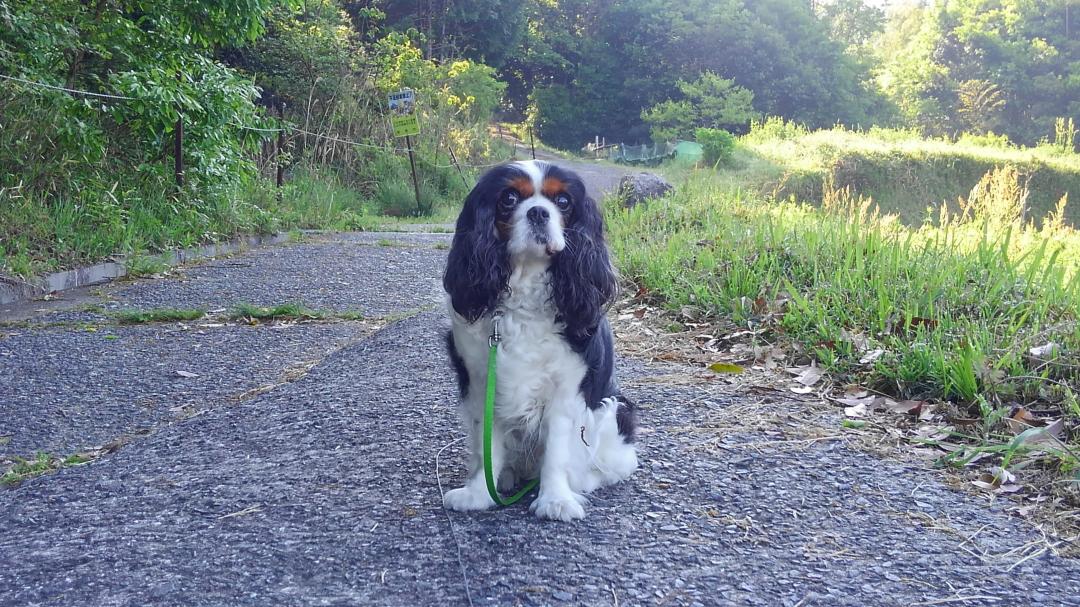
xmin=443 ymin=160 xmax=617 ymax=339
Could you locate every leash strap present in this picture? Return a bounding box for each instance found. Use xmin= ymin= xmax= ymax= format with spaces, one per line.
xmin=483 ymin=312 xmax=539 ymax=506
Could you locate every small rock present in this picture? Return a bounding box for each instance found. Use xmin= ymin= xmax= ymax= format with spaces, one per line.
xmin=618 ymin=173 xmax=674 ymax=208
xmin=552 ymin=590 xmax=574 ymax=601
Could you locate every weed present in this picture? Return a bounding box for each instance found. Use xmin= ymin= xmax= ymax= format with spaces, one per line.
xmin=113 ymin=308 xmax=206 ymax=324
xmin=230 ymin=302 xmax=325 ymax=321
xmin=125 ymin=254 xmax=171 ymax=277
xmin=1 ymin=452 xmax=60 ymax=486
xmin=606 ymin=167 xmax=1080 ymax=462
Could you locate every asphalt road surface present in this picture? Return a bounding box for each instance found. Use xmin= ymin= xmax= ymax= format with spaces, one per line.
xmin=2 ymin=173 xmax=1079 ymax=606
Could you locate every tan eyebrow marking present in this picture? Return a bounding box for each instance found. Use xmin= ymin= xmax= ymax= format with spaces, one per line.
xmin=541 ymin=177 xmax=568 ymax=200
xmin=508 ymin=176 xmax=535 ymax=199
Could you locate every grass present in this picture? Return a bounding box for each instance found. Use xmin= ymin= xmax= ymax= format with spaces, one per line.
xmin=0 ymin=150 xmax=474 ymax=280
xmin=606 ymin=164 xmax=1080 ymax=494
xmin=229 ymin=302 xmax=325 ymax=321
xmin=2 ymin=450 xmax=100 ymax=487
xmin=714 ymin=119 xmax=1080 ymax=227
xmin=125 ymin=253 xmax=171 ymax=277
xmin=113 ymin=308 xmax=206 ymax=324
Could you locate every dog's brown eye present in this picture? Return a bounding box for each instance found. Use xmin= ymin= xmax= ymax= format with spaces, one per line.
xmin=499 ymin=189 xmax=520 ymax=212
xmin=554 ymin=193 xmax=571 ymax=211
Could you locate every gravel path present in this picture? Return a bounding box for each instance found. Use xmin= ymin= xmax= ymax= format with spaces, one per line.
xmin=2 ymin=186 xmax=1079 ymax=606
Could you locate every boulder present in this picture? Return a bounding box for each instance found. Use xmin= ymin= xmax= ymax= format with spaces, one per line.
xmin=617 ymin=172 xmax=673 ymax=208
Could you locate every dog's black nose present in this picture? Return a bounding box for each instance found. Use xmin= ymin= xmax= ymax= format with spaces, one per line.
xmin=527 ymin=206 xmax=549 ymax=224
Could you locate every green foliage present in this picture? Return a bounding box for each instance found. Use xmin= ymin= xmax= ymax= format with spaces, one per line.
xmin=814 ymin=0 xmax=885 ymax=49
xmin=643 ymin=72 xmax=756 ymax=143
xmin=743 ymin=116 xmax=810 ymax=144
xmin=737 ymin=125 xmax=1080 ymax=227
xmin=524 ymin=0 xmax=882 ymax=149
xmin=606 ymin=168 xmax=1080 ymax=460
xmin=375 ymin=0 xmax=527 ymax=69
xmin=1055 ymin=117 xmax=1077 ymax=153
xmin=0 ymin=0 xmax=506 ymax=277
xmin=114 ymin=308 xmax=207 ymax=324
xmin=875 ymin=1 xmax=1079 ymax=145
xmin=695 ymin=128 xmax=737 ymax=167
xmin=230 ymin=302 xmax=324 ymax=321
xmin=956 ymin=131 xmax=1012 ymax=150
xmin=955 ymin=79 xmax=1006 ymax=135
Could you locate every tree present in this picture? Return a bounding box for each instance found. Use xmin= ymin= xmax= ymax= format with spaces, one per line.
xmin=815 ymin=0 xmax=886 ymax=49
xmin=642 ymin=72 xmax=757 ymax=142
xmin=876 ymin=0 xmax=1080 ymax=144
xmin=519 ymin=0 xmax=886 ymax=148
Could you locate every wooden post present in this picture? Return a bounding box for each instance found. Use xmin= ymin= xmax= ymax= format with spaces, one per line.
xmin=529 ymin=126 xmax=536 ymax=160
xmin=447 ymin=142 xmax=469 ymax=188
xmin=174 ymin=113 xmax=184 ymax=188
xmin=405 ymin=134 xmax=422 ymax=215
xmin=276 ymin=102 xmax=286 ymax=193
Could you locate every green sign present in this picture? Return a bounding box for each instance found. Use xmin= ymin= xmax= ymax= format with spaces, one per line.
xmin=388 ymin=89 xmax=420 ymax=137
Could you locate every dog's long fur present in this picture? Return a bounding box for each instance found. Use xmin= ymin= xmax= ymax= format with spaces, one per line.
xmin=442 ymin=160 xmax=637 ymax=521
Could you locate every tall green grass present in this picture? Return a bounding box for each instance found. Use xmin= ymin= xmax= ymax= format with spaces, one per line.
xmin=607 ymin=166 xmax=1080 ymax=449
xmin=727 ymin=119 xmax=1080 ymax=227
xmin=0 ymin=144 xmax=483 ymax=278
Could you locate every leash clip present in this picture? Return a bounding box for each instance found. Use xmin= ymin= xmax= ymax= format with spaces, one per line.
xmin=489 ymin=309 xmax=503 ymax=347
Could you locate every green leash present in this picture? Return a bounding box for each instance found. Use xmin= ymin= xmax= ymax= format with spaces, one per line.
xmin=484 ymin=310 xmax=539 ymax=506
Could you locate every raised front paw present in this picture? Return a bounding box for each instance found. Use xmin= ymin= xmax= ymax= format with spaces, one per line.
xmin=530 ymin=491 xmax=587 ymax=521
xmin=443 ymin=486 xmax=496 ymax=511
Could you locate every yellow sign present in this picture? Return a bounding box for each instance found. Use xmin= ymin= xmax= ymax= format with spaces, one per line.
xmin=388 ymin=89 xmax=420 ymax=137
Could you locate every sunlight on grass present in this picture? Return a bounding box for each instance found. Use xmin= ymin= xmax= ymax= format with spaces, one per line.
xmin=718 ymin=120 xmax=1080 ymax=227
xmin=607 ymin=167 xmax=1080 ymax=456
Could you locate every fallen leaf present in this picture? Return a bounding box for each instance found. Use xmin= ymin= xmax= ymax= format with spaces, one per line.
xmin=990 ymin=467 xmax=1017 ymax=484
xmin=794 ymin=365 xmax=824 ymax=386
xmin=859 ymin=349 xmax=885 ymax=365
xmin=885 ymin=399 xmax=925 ymax=415
xmin=1012 ymin=422 xmax=1066 ymax=448
xmin=1028 ymin=343 xmax=1059 ymax=358
xmin=836 ymin=394 xmax=876 ymax=408
xmin=842 ymin=385 xmax=869 ymax=398
xmin=844 ymin=403 xmax=868 ymax=418
xmin=708 ymin=362 xmax=744 ymax=374
xmin=1005 ymin=407 xmax=1039 ymax=435
xmin=839 ymin=329 xmax=870 ymax=352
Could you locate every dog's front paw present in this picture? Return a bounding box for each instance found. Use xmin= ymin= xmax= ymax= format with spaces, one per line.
xmin=530 ymin=491 xmax=587 ymax=521
xmin=443 ymin=486 xmax=495 ymax=512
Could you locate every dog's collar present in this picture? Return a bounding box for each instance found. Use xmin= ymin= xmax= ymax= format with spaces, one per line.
xmin=488 ymin=309 xmax=503 ymax=348
xmin=487 ymin=284 xmax=513 ymax=347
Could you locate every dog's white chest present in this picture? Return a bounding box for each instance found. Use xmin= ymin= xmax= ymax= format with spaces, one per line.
xmin=451 ymin=265 xmax=586 ymax=426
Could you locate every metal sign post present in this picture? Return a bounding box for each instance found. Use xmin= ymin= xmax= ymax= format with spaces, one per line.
xmin=389 ymin=89 xmax=422 ymax=214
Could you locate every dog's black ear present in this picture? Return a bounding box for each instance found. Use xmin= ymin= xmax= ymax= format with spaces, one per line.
xmin=550 ymin=194 xmax=618 ymax=344
xmin=443 ymin=171 xmax=511 ymax=322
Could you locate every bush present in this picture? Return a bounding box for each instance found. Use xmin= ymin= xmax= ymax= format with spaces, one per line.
xmin=957 ymin=131 xmax=1013 ymax=150
xmin=695 ymin=128 xmax=736 ymax=166
xmin=744 ymin=116 xmax=809 ymax=143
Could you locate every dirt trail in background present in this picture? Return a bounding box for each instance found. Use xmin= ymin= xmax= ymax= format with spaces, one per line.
xmin=1 ymin=179 xmax=1079 ymax=605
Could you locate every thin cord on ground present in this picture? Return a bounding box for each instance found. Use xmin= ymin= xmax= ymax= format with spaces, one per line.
xmin=435 ymin=436 xmax=475 ymax=607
